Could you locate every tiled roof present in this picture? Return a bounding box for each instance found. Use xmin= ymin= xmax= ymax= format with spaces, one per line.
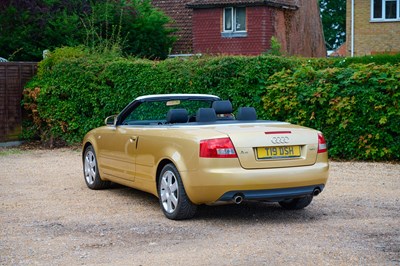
xmin=186 ymin=0 xmax=298 ymax=9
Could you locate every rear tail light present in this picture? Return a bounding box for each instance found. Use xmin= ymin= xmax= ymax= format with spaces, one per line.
xmin=200 ymin=138 xmax=238 ymax=158
xmin=318 ymin=133 xmax=327 ymax=153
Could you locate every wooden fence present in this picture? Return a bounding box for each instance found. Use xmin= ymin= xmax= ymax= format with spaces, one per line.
xmin=0 ymin=62 xmax=38 ymax=142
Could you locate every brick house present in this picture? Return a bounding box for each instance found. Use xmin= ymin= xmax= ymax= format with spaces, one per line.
xmin=152 ymin=0 xmax=326 ymax=57
xmin=346 ymin=0 xmax=400 ymax=56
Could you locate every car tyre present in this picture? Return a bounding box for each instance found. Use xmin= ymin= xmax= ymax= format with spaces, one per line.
xmin=83 ymin=145 xmax=111 ymax=190
xmin=279 ymin=195 xmax=313 ymax=210
xmin=158 ymin=163 xmax=197 ymax=220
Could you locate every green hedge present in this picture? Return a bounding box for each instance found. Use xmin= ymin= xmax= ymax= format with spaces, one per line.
xmin=263 ymin=64 xmax=400 ymax=160
xmin=23 ymin=47 xmax=400 ymax=160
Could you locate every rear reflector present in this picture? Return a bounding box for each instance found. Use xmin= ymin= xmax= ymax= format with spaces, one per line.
xmin=200 ymin=138 xmax=237 ymax=158
xmin=318 ymin=133 xmax=327 ymax=153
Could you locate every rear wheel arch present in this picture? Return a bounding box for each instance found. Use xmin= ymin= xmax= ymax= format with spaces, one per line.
xmin=156 ymin=159 xmax=174 ymax=191
xmin=157 ymin=163 xmax=197 ymax=220
xmin=156 ymin=158 xmax=191 ymax=193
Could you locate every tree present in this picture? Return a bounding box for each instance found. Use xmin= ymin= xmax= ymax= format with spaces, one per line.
xmin=319 ymin=0 xmax=346 ymax=50
xmin=0 ymin=0 xmax=89 ymax=61
xmin=0 ymin=0 xmax=175 ymax=61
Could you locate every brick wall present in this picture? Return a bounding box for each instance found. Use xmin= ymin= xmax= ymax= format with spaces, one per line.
xmin=192 ymin=6 xmax=274 ymax=55
xmin=346 ymin=0 xmax=400 ymax=56
xmin=0 ymin=62 xmax=37 ymax=142
xmin=152 ymin=0 xmax=193 ymax=54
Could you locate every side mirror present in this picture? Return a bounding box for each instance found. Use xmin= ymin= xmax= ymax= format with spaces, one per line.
xmin=105 ymin=115 xmax=117 ymax=126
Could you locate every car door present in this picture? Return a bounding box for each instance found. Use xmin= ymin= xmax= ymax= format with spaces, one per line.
xmin=96 ymin=125 xmax=136 ymax=182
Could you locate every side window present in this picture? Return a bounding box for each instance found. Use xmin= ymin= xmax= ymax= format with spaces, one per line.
xmin=373 ymin=0 xmax=383 ymax=19
xmin=385 ymin=0 xmax=398 ymax=18
xmin=222 ymin=6 xmax=247 ymax=37
xmin=122 ymin=102 xmax=169 ymax=125
xmin=121 ymin=99 xmax=214 ymax=125
xmin=372 ymin=0 xmax=400 ymax=20
xmin=235 ymin=7 xmax=246 ymax=31
xmin=224 ymin=7 xmax=233 ymax=31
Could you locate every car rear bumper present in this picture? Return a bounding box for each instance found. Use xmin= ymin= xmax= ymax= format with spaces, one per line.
xmin=181 ymin=154 xmax=329 ymax=204
xmin=217 ymin=184 xmax=325 ymax=203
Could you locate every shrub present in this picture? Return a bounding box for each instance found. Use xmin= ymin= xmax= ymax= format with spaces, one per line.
xmin=265 ymin=37 xmax=282 ymax=56
xmin=329 ymin=53 xmax=400 ymax=67
xmin=23 ymin=50 xmax=400 ymax=160
xmin=263 ymin=63 xmax=400 ymax=160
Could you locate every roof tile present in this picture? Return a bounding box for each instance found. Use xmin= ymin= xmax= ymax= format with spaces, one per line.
xmin=186 ymin=0 xmax=298 ymax=9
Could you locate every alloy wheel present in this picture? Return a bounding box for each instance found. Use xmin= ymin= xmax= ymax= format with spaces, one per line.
xmin=84 ymin=150 xmax=96 ymax=185
xmin=160 ymin=170 xmax=179 ymax=213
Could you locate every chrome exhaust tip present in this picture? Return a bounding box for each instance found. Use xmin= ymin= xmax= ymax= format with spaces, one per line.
xmin=313 ymin=188 xmax=321 ymax=196
xmin=233 ymin=194 xmax=244 ymax=204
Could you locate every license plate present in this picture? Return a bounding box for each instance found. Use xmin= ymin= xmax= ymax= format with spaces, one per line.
xmin=257 ymin=146 xmax=301 ymax=159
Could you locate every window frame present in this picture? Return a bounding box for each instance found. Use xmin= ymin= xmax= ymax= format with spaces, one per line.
xmin=119 ymin=99 xmax=215 ymax=125
xmin=371 ymin=0 xmax=400 ymax=21
xmin=223 ymin=7 xmax=234 ymax=32
xmin=222 ymin=6 xmax=247 ymax=38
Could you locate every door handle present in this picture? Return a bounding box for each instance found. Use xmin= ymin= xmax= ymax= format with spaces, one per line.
xmin=130 ymin=136 xmax=139 ymax=148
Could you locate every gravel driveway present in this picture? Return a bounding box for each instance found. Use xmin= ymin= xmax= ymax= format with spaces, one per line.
xmin=1 ymin=148 xmax=399 ymax=265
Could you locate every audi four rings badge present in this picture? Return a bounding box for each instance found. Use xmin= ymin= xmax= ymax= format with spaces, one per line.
xmin=271 ymin=136 xmax=289 ymax=144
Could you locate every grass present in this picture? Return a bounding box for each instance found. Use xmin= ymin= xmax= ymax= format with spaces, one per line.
xmin=0 ymin=148 xmax=24 ymax=156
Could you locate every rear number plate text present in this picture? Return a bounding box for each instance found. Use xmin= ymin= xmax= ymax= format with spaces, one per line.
xmin=257 ymin=146 xmax=301 ymax=159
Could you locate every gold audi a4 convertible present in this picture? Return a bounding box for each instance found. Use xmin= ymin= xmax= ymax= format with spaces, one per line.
xmin=82 ymin=94 xmax=329 ymax=220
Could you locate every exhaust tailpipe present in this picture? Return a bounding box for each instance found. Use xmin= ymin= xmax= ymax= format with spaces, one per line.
xmin=313 ymin=188 xmax=321 ymax=196
xmin=233 ymin=194 xmax=243 ymax=204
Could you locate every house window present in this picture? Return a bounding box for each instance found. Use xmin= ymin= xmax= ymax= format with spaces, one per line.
xmin=222 ymin=7 xmax=247 ymax=37
xmin=372 ymin=0 xmax=400 ymax=21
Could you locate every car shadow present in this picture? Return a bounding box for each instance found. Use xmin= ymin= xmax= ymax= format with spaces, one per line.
xmin=194 ymin=202 xmax=325 ymax=224
xmin=104 ymin=184 xmax=325 ymax=223
xmin=108 ymin=183 xmax=158 ymax=202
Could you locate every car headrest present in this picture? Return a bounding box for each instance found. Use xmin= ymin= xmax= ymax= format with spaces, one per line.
xmin=237 ymin=107 xmax=257 ymax=120
xmin=166 ymin=109 xmax=188 ymax=123
xmin=196 ymin=108 xmax=217 ymax=122
xmin=212 ymin=100 xmax=233 ymax=114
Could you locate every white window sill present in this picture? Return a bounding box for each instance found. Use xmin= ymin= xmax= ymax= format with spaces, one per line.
xmin=221 ymin=32 xmax=248 ymax=38
xmin=370 ymin=19 xmax=400 ymax=22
